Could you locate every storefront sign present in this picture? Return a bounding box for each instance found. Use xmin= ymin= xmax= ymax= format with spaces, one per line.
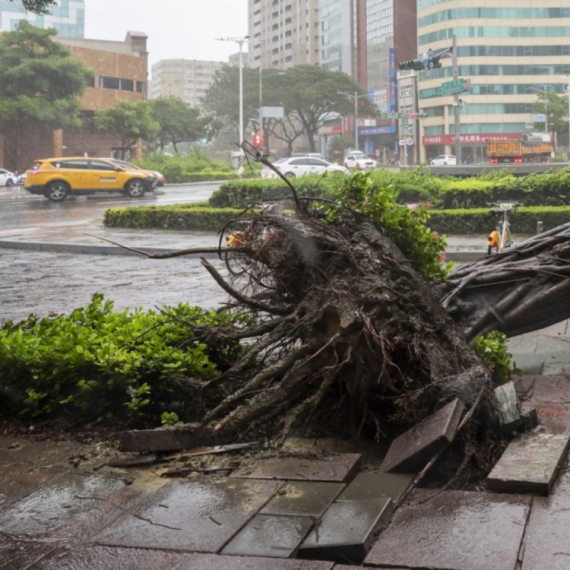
xmin=319 ymin=124 xmax=343 ymax=135
xmin=422 ymin=133 xmax=522 ymax=146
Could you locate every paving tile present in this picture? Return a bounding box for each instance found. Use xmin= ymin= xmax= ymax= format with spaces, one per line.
xmin=511 ymin=354 xmax=544 ymax=375
xmin=380 ymin=399 xmax=465 ymax=473
xmin=94 ymin=478 xmax=282 ymax=553
xmin=336 ymin=472 xmax=412 ymax=504
xmin=33 ymin=545 xmax=189 ymax=570
xmin=365 ymin=490 xmax=531 ymax=570
xmin=0 ymin=537 xmax=56 ymax=570
xmin=260 ymin=481 xmax=345 ymax=517
xmin=222 ymin=514 xmax=313 ymax=558
xmin=231 ymin=454 xmax=361 ymax=482
xmin=494 ymin=381 xmax=521 ymax=431
xmin=515 ymin=375 xmax=570 ymax=404
xmin=522 ymin=468 xmax=570 ymax=570
xmin=169 ymin=553 xmax=335 ymax=569
xmin=528 ymin=402 xmax=570 ymax=433
xmin=0 ymin=472 xmax=142 ymax=543
xmin=299 ymin=498 xmax=393 ymax=564
xmin=487 ymin=432 xmax=570 ymax=495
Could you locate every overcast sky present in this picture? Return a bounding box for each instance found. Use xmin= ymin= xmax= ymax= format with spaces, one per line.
xmin=84 ymin=0 xmax=248 ymax=70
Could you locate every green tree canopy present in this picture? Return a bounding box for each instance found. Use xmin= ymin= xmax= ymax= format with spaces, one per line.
xmin=95 ymin=100 xmax=159 ymax=159
xmin=0 ymin=21 xmax=93 ymax=131
xmin=203 ymin=64 xmax=377 ymax=152
xmin=18 ymin=0 xmax=55 ymax=13
xmin=151 ymin=96 xmax=220 ymax=153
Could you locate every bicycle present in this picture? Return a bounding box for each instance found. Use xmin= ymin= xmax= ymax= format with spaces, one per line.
xmin=487 ymin=201 xmax=522 ymax=255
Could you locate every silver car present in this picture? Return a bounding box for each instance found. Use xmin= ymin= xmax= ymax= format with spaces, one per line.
xmin=262 ymin=156 xmax=348 ymax=179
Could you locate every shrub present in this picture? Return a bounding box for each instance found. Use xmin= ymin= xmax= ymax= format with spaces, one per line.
xmin=0 ymin=295 xmax=249 ymax=426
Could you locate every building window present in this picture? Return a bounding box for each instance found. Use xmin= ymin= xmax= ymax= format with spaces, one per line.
xmin=136 ymin=81 xmax=145 ymax=93
xmin=99 ymin=76 xmax=120 ymax=90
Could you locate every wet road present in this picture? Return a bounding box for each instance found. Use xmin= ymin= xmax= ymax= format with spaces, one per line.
xmin=0 ymin=183 xmax=231 ymax=324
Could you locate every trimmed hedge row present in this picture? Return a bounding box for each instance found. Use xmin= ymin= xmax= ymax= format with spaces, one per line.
xmin=104 ymin=201 xmax=570 ymax=236
xmin=104 ymin=204 xmax=243 ymax=232
xmin=428 ymin=206 xmax=570 ymax=235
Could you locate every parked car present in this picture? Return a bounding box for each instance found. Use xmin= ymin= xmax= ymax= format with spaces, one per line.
xmin=291 ymin=152 xmax=325 ymax=161
xmin=344 ymin=154 xmax=377 ymax=170
xmin=261 ymin=156 xmax=348 ymax=179
xmin=17 ymin=173 xmax=27 ymax=185
xmin=0 ymin=168 xmax=16 ymax=186
xmin=430 ymin=154 xmax=457 ymax=166
xmin=25 ymin=157 xmax=157 ymax=202
xmin=107 ymin=158 xmax=165 ymax=187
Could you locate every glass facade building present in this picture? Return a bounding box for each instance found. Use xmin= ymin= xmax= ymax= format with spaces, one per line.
xmin=320 ymin=0 xmax=356 ymax=76
xmin=417 ymin=0 xmax=570 ymax=161
xmin=0 ymin=0 xmax=85 ymax=38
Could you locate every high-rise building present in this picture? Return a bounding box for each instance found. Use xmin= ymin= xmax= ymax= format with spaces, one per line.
xmin=417 ymin=0 xmax=570 ymax=163
xmin=0 ymin=0 xmax=85 ymax=37
xmin=150 ymin=59 xmax=224 ymax=110
xmin=248 ymin=0 xmax=321 ymax=69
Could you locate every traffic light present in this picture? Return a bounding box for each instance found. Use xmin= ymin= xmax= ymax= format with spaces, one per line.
xmin=407 ymin=113 xmax=428 ymax=119
xmin=253 ymin=132 xmax=264 ymax=148
xmin=398 ymin=59 xmax=425 ymax=71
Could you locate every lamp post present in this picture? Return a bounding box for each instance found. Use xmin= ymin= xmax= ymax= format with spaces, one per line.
xmin=217 ymin=36 xmax=249 ymax=146
xmin=337 ymin=90 xmax=369 ymax=151
xmin=528 ymin=85 xmax=549 ymax=137
xmin=565 ymin=76 xmax=570 ymax=157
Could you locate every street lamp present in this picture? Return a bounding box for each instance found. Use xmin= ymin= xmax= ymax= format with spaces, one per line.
xmin=528 ymin=85 xmax=549 ymax=137
xmin=337 ymin=91 xmax=369 ymax=151
xmin=565 ymin=76 xmax=570 ymax=158
xmin=217 ymin=36 xmax=249 ymax=146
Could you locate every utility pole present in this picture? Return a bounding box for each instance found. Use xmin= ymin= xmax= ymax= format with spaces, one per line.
xmin=452 ymin=34 xmax=461 ymax=165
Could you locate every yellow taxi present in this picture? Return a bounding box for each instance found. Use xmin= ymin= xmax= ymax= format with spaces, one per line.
xmin=25 ymin=157 xmax=157 ymax=202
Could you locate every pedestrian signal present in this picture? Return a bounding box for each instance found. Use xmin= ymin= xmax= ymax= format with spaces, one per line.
xmin=253 ymin=132 xmax=263 ymax=148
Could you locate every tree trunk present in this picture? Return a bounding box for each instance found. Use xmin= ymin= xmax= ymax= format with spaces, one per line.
xmin=437 ymin=222 xmax=570 ymax=342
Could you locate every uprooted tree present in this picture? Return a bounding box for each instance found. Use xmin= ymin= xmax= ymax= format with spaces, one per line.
xmin=128 ymin=149 xmax=570 ymax=477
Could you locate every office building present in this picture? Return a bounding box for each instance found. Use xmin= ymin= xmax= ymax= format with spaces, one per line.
xmin=0 ymin=0 xmax=85 ymax=37
xmin=248 ymin=0 xmax=320 ymax=69
xmin=150 ymin=59 xmax=224 ymax=109
xmin=417 ymin=0 xmax=570 ymax=163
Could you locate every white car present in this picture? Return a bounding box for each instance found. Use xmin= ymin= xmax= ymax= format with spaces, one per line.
xmin=430 ymin=154 xmax=457 ymax=166
xmin=344 ymin=154 xmax=377 ymax=170
xmin=262 ymin=157 xmax=348 ymax=179
xmin=0 ymin=168 xmax=16 ymax=186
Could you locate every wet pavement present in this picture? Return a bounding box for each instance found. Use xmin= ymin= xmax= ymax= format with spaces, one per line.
xmin=3 ymin=185 xmax=570 ymax=568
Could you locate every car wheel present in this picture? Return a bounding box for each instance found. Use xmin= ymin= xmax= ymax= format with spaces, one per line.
xmin=443 ymin=162 xmax=448 ymax=166
xmin=45 ymin=181 xmax=69 ymax=202
xmin=125 ymin=178 xmax=146 ymax=198
xmin=284 ymin=172 xmax=296 ymax=179
xmin=5 ymin=178 xmax=13 ymax=187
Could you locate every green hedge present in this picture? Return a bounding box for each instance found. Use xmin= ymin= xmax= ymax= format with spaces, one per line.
xmin=105 ymin=202 xmax=570 ymax=236
xmin=428 ymin=206 xmax=570 ymax=234
xmin=104 ymin=204 xmax=243 ymax=232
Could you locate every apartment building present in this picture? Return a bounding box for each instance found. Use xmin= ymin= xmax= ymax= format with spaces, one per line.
xmin=417 ymin=0 xmax=570 ymax=163
xmin=0 ymin=0 xmax=84 ymax=37
xmin=150 ymin=59 xmax=224 ymax=110
xmin=248 ymin=0 xmax=321 ymax=69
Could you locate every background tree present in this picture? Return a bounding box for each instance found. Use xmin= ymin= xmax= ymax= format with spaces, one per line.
xmin=95 ymin=100 xmax=159 ymax=159
xmin=203 ymin=65 xmax=260 ymax=147
xmin=0 ymin=21 xmax=93 ymax=168
xmin=151 ymin=96 xmax=220 ymax=153
xmin=17 ymin=0 xmax=55 ymax=12
xmin=531 ymin=91 xmax=568 ymax=147
xmin=277 ymin=65 xmax=377 ymax=152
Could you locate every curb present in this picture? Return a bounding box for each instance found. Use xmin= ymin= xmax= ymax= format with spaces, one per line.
xmin=0 ymin=240 xmax=222 ymax=258
xmin=0 ymin=239 xmax=484 ymax=262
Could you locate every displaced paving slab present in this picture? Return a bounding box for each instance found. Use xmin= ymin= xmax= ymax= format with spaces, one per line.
xmin=94 ymin=478 xmax=282 ymax=553
xmin=365 ymin=489 xmax=531 ymax=570
xmin=521 ymin=468 xmax=570 ymax=570
xmin=494 ymin=381 xmax=522 ymax=431
xmin=380 ymin=399 xmax=465 ymax=473
xmin=299 ymin=498 xmax=393 ymax=564
xmin=222 ymin=514 xmax=314 ymax=558
xmin=231 ymin=454 xmax=361 ymax=482
xmin=260 ymin=481 xmax=345 ymax=517
xmin=487 ymin=432 xmax=570 ymax=495
xmin=336 ymin=472 xmax=413 ymax=504
xmin=0 ymin=537 xmax=57 ymax=570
